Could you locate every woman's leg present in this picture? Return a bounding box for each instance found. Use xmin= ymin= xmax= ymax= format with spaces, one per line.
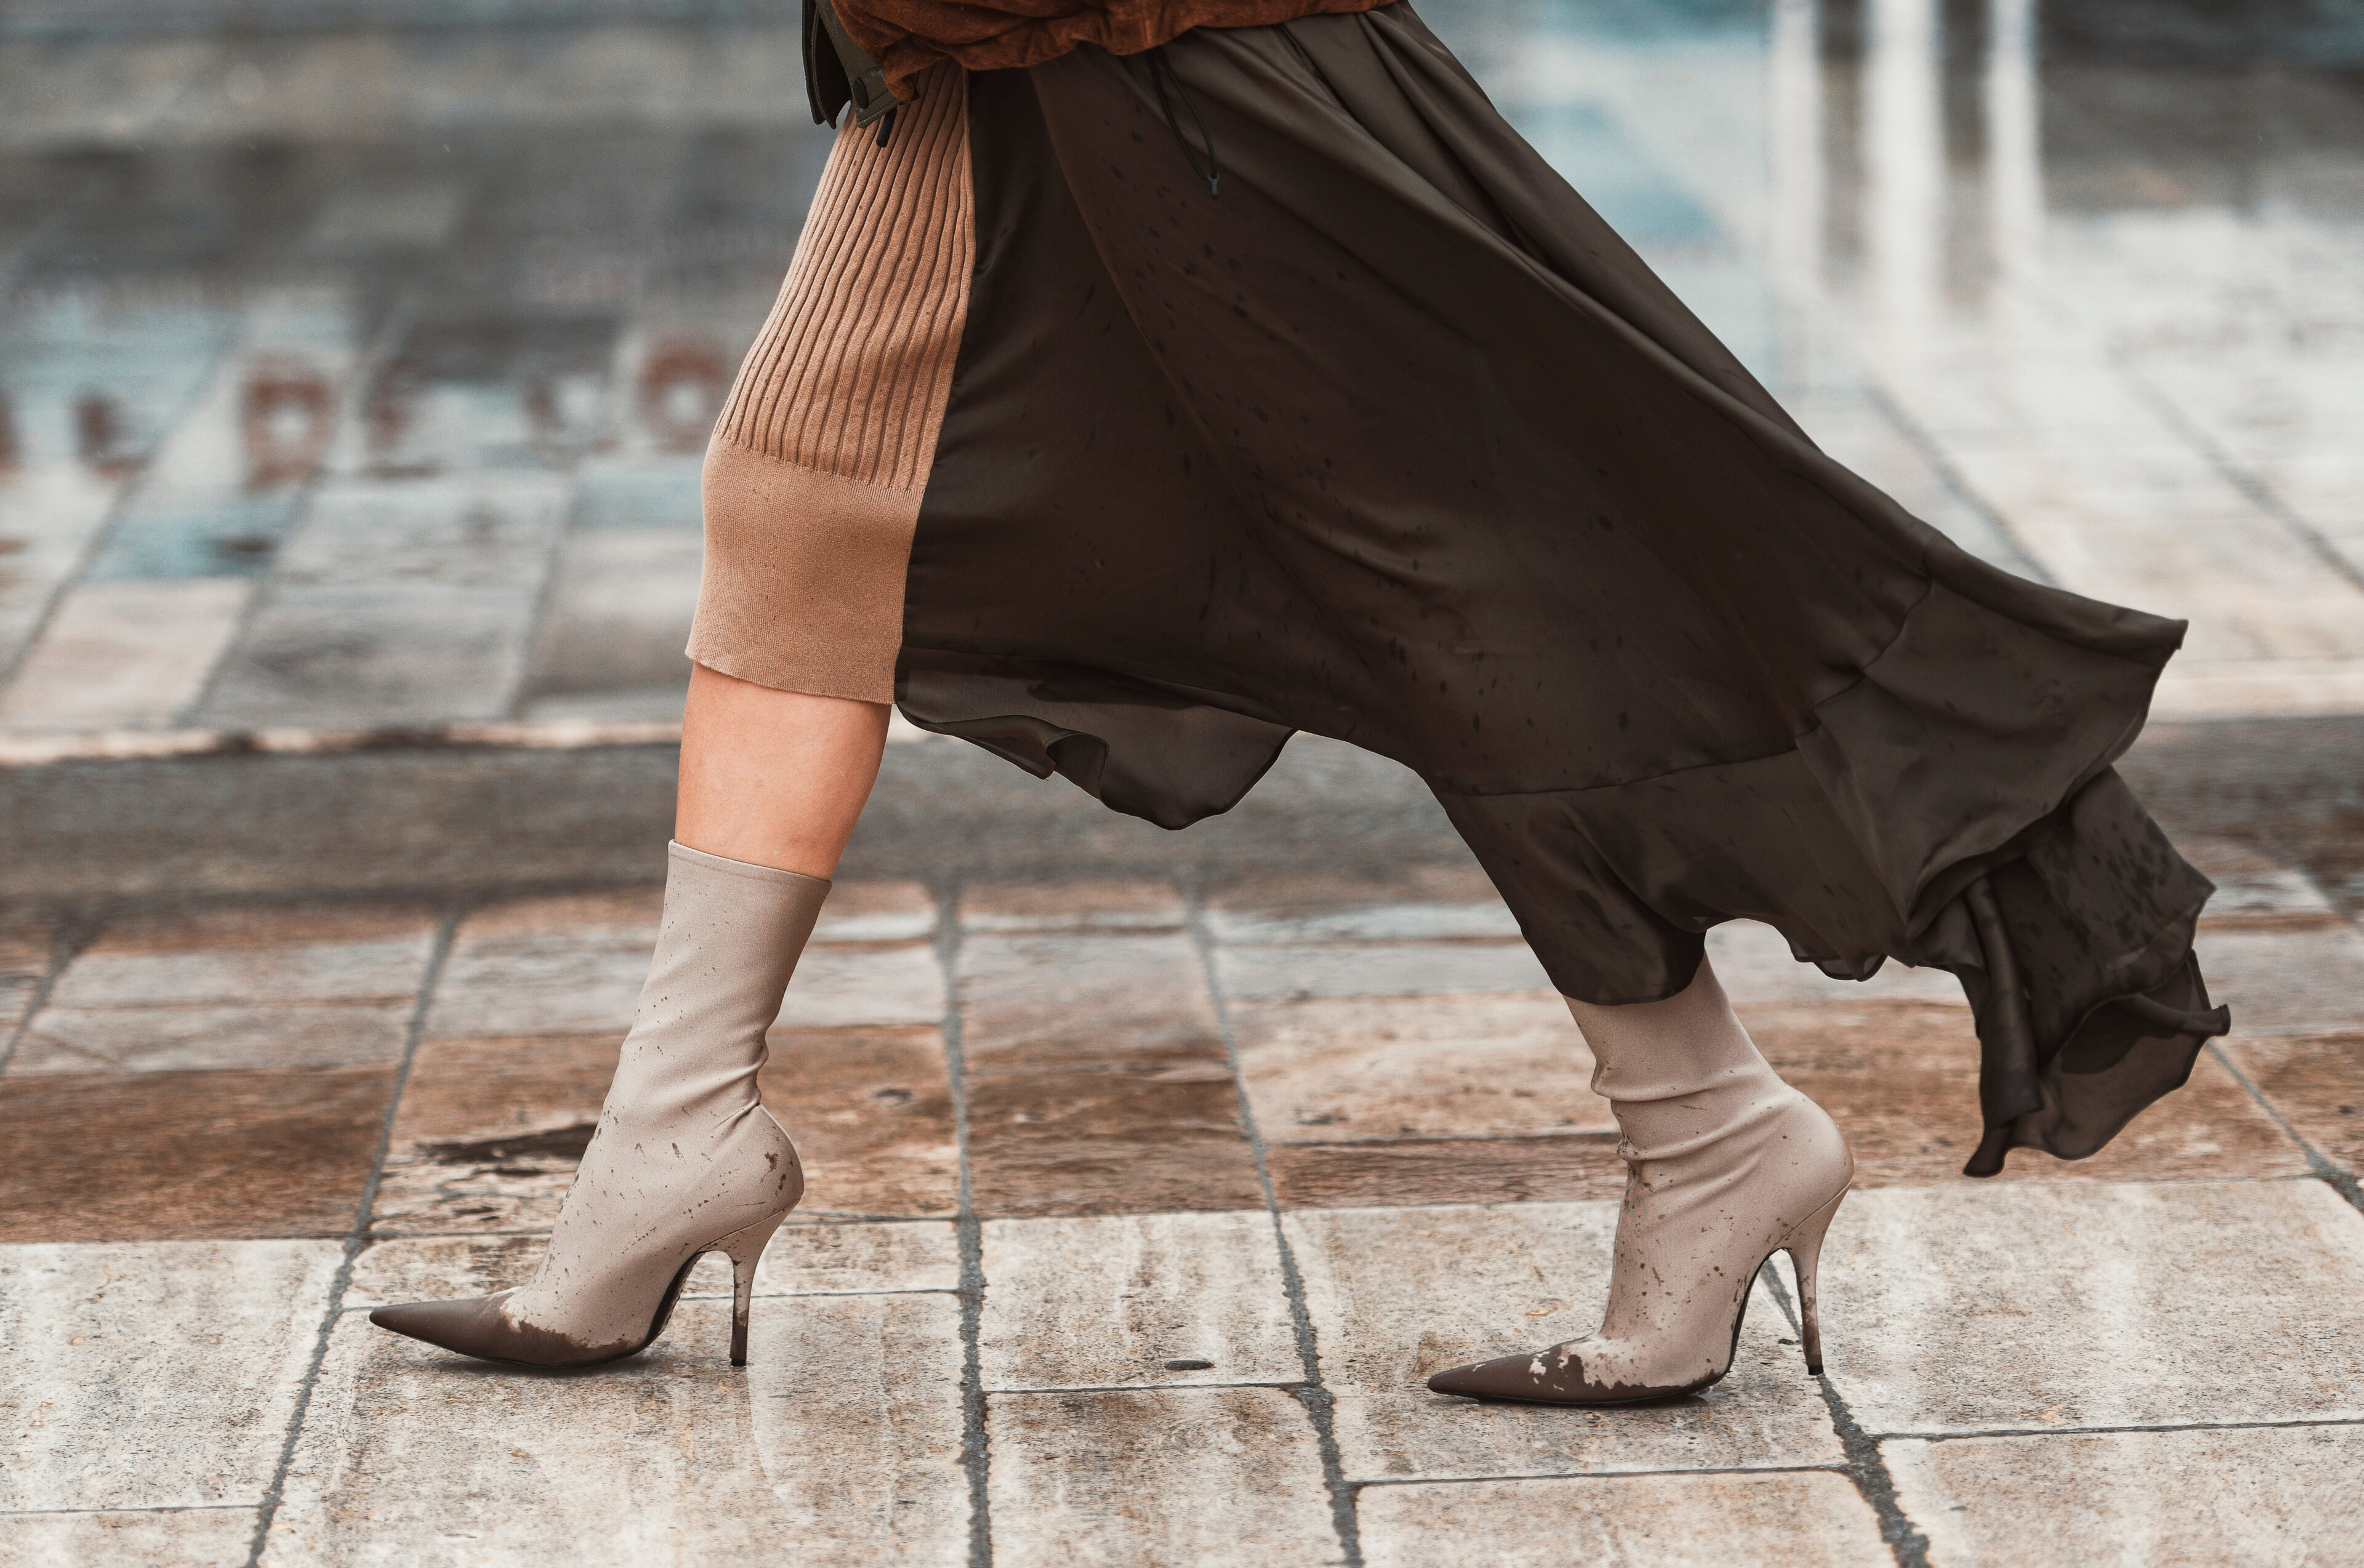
xmin=369 ymin=666 xmax=889 ymax=1367
xmin=1429 ymin=957 xmax=1854 ymax=1403
xmin=675 ymin=662 xmax=890 ymax=875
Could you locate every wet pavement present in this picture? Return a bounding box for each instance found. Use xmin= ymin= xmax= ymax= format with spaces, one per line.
xmin=4 ymin=2 xmax=2364 ymax=1565
xmin=3 ymin=853 xmax=2363 ymax=1564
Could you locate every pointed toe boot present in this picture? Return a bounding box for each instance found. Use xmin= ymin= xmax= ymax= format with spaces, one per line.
xmin=369 ymin=843 xmax=821 ymax=1370
xmin=1428 ymin=960 xmax=1853 ymax=1407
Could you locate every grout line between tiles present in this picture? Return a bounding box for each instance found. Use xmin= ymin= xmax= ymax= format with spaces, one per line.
xmin=935 ymin=877 xmax=994 ymax=1568
xmin=0 ymin=917 xmax=92 ymax=1077
xmin=0 ymin=1502 xmax=260 ymax=1518
xmin=360 ymin=1212 xmax=959 ymax=1240
xmin=0 ymin=334 xmax=228 ymax=702
xmin=501 ymin=465 xmax=592 ymax=723
xmin=2203 ymin=1040 xmax=2364 ymax=1216
xmin=1187 ymin=887 xmax=1364 ymax=1568
xmin=2117 ymin=361 xmax=2364 ymax=597
xmin=241 ymin=910 xmax=457 ymax=1568
xmin=1875 ymin=1413 xmax=2364 ymax=1443
xmin=334 ymin=1285 xmax=965 ymax=1312
xmin=1855 ymin=380 xmax=2056 ymax=587
xmin=981 ymin=1378 xmax=1309 ymax=1397
xmin=1756 ymin=1263 xmax=1932 ymax=1568
xmin=1351 ymin=1462 xmax=1855 ymax=1489
xmin=1268 ymin=1128 xmax=1620 ymax=1149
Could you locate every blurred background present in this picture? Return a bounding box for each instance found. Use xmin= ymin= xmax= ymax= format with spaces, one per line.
xmin=0 ymin=0 xmax=2360 ymax=897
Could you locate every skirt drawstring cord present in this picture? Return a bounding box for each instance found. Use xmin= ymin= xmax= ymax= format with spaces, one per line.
xmin=1148 ymin=47 xmax=1221 ymax=198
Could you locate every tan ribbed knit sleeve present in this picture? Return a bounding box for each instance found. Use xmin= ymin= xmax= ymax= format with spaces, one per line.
xmin=690 ymin=60 xmax=973 ymax=704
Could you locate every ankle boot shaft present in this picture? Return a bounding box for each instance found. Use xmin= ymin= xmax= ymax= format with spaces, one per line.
xmin=606 ymin=842 xmax=831 ymax=1125
xmin=1564 ymin=958 xmax=1796 ymax=1162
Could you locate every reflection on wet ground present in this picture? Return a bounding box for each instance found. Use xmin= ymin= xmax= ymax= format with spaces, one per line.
xmin=0 ymin=1 xmax=2360 ymax=746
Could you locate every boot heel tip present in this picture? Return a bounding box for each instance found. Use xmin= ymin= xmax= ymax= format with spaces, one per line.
xmin=731 ymin=1354 xmax=748 ymax=1367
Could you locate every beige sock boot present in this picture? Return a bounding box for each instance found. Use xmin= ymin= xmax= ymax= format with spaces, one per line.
xmin=1428 ymin=957 xmax=1852 ymax=1403
xmin=371 ymin=842 xmax=822 ymax=1368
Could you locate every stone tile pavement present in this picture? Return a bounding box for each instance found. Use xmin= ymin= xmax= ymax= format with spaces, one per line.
xmin=4 ymin=845 xmax=2363 ymax=1565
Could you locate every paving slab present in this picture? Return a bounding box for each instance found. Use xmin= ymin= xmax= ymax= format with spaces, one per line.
xmin=268 ymin=1294 xmax=968 ymax=1567
xmin=2182 ymin=837 xmax=2343 ymax=922
xmin=1886 ymin=1425 xmax=2364 ymax=1568
xmin=0 ymin=1067 xmax=394 ymax=1243
xmin=9 ymin=1001 xmax=416 ymax=1075
xmin=0 ymin=1239 xmax=340 ymax=1511
xmin=1205 ymin=899 xmax=1522 ymax=946
xmin=957 ymin=930 xmax=1226 ymax=1071
xmin=198 ymin=583 xmax=542 ymax=730
xmin=1202 ymin=866 xmax=1503 ymax=929
xmin=959 ymin=879 xmax=1186 ymax=933
xmin=979 ymin=1212 xmax=1298 ymax=1392
xmin=46 ymin=916 xmax=435 ymax=1008
xmin=2192 ymin=924 xmax=2364 ymax=1037
xmin=773 ymin=945 xmax=947 ymax=1029
xmin=1267 ymin=1137 xmax=1626 ymax=1211
xmin=424 ymin=943 xmax=649 ymax=1038
xmin=273 ymin=475 xmax=569 ymax=589
xmin=521 ymin=526 xmax=703 ymax=705
xmin=0 ymin=578 xmax=251 ymax=732
xmin=964 ymin=1067 xmax=1264 ymax=1219
xmin=0 ymin=466 xmax=123 ymax=676
xmin=0 ymin=1508 xmax=259 ymax=1568
xmin=370 ymin=1031 xmax=616 ymax=1234
xmin=811 ymin=880 xmax=939 ymax=943
xmin=1356 ymin=1471 xmax=1892 ymax=1568
xmin=1285 ymin=1202 xmax=1843 ymax=1481
xmin=761 ymin=1025 xmax=960 ymax=1221
xmin=986 ymin=1387 xmax=1335 ymax=1567
xmin=1213 ymin=940 xmax=1554 ymax=1004
xmin=1823 ymin=1179 xmax=2364 ymax=1435
xmin=2222 ymin=1034 xmax=2364 ymax=1178
xmin=1232 ymin=992 xmax=1612 ymax=1143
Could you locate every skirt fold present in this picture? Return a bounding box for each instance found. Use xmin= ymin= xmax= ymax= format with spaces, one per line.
xmin=874 ymin=4 xmax=2229 ymax=1173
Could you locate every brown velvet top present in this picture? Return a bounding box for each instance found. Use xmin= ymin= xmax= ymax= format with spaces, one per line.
xmin=836 ymin=0 xmax=1393 ymax=99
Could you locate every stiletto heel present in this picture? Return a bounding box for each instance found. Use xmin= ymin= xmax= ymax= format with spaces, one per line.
xmin=1782 ymin=1187 xmax=1846 ymax=1376
xmin=718 ymin=1213 xmax=787 ymax=1365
